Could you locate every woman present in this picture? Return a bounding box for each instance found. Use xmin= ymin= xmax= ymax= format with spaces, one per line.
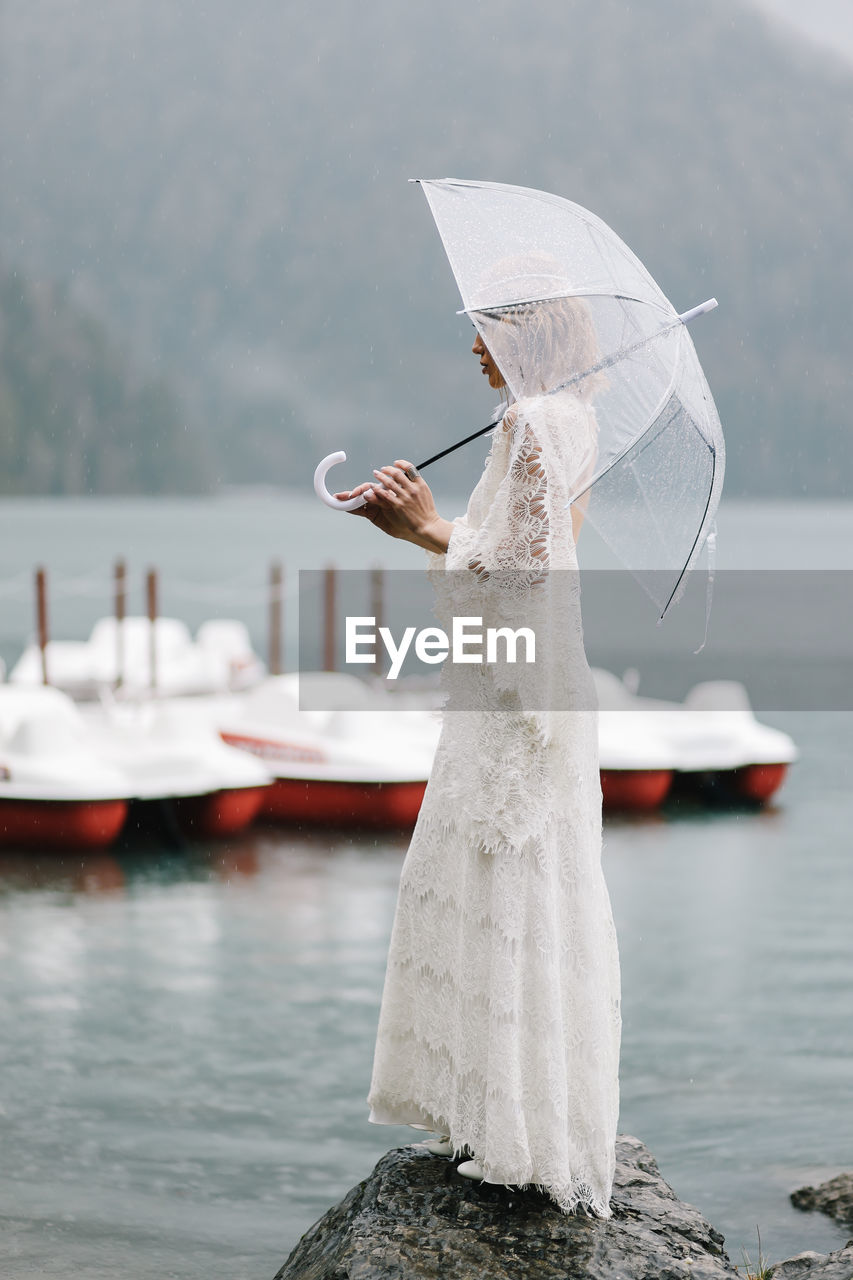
xmin=338 ymin=314 xmax=621 ymax=1218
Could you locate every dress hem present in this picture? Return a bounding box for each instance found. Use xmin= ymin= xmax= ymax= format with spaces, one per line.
xmin=367 ymin=1099 xmax=613 ymax=1220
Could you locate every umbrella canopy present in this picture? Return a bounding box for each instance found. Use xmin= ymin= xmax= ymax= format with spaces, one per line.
xmin=416 ymin=177 xmax=725 ymax=619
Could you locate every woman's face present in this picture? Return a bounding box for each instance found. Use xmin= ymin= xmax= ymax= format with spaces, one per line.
xmin=472 ymin=331 xmax=505 ymax=390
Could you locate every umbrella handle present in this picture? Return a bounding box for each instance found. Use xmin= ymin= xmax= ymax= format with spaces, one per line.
xmin=313 ymin=451 xmax=369 ymax=511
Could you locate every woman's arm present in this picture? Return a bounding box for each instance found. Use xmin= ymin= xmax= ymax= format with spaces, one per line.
xmin=462 ymin=423 xmax=550 ymax=587
xmin=335 ymin=460 xmax=453 ymax=552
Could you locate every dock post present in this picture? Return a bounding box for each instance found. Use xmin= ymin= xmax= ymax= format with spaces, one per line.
xmin=269 ymin=560 xmax=283 ymax=676
xmin=146 ymin=567 xmax=158 ymax=693
xmin=114 ymin=558 xmax=127 ymax=689
xmin=35 ymin=566 xmax=49 ymax=685
xmin=370 ymin=565 xmax=385 ymax=676
xmin=323 ymin=565 xmax=336 ymax=672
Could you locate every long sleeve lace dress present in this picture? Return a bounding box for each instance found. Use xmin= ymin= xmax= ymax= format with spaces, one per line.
xmin=367 ymin=389 xmax=621 ymax=1218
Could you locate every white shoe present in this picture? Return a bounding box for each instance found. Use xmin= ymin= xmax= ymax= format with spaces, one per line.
xmin=456 ymin=1158 xmax=485 ymax=1181
xmin=423 ymin=1135 xmax=453 ymax=1156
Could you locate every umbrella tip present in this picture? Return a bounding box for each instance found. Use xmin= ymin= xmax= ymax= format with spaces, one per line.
xmin=678 ymin=298 xmax=719 ymax=324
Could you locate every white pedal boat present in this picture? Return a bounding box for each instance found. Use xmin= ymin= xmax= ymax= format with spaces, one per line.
xmin=218 ymin=673 xmax=442 ymax=829
xmin=0 ymin=684 xmax=272 ymax=849
xmin=0 ymin=686 xmax=130 ymax=848
xmin=594 ymin=670 xmax=797 ymax=809
xmin=10 ymin=616 xmax=265 ymax=700
xmin=80 ymin=695 xmax=273 ymax=838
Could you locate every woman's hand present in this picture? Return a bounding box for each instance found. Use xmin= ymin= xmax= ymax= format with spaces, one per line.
xmin=335 ymin=460 xmax=453 ymax=553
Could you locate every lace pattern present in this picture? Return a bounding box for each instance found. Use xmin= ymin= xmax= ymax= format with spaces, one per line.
xmin=368 ymin=392 xmax=621 ymax=1218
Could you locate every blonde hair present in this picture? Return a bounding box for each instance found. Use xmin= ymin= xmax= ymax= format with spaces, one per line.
xmin=478 ymin=294 xmax=607 ymax=402
xmin=513 ymin=295 xmax=606 ymax=400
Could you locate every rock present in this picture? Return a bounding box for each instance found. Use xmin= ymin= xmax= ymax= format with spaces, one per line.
xmin=791 ymin=1175 xmax=853 ymax=1229
xmin=770 ymin=1243 xmax=853 ymax=1279
xmin=274 ymin=1135 xmax=738 ymax=1279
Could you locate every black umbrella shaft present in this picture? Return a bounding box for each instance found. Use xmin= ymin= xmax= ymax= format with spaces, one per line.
xmin=416 ymin=408 xmax=505 ymax=471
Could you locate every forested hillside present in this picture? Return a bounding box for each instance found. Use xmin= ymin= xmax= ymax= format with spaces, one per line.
xmin=1 ymin=0 xmax=851 ymax=496
xmin=0 ymin=266 xmax=208 ymax=495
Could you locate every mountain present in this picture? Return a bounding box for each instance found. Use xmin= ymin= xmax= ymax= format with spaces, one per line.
xmin=0 ymin=265 xmax=209 ymax=495
xmin=0 ymin=0 xmax=851 ymax=497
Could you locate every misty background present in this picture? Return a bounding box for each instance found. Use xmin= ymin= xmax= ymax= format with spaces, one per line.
xmin=1 ymin=0 xmax=851 ymax=500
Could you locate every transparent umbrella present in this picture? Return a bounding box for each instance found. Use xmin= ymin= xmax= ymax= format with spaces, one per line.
xmin=315 ymin=177 xmax=724 ymax=620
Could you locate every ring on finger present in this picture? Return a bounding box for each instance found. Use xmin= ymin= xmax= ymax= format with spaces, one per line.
xmin=404 ymin=465 xmax=419 ymax=482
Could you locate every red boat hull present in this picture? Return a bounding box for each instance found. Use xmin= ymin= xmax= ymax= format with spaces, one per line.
xmin=175 ymin=787 xmax=268 ymax=838
xmin=0 ymin=798 xmax=129 ymax=849
xmin=600 ymin=769 xmax=673 ymax=812
xmin=729 ymin=762 xmax=789 ymax=803
xmin=669 ymin=762 xmax=791 ymax=807
xmin=262 ymin=778 xmax=428 ymax=829
xmin=265 ymin=770 xmax=674 ymax=826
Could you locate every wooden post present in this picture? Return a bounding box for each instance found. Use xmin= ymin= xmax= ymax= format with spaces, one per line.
xmin=370 ymin=565 xmax=385 ymax=676
xmin=146 ymin=567 xmax=158 ymax=693
xmin=35 ymin=566 xmax=49 ymax=685
xmin=268 ymin=560 xmax=283 ymax=676
xmin=323 ymin=565 xmax=336 ymax=672
xmin=114 ymin=558 xmax=126 ymax=689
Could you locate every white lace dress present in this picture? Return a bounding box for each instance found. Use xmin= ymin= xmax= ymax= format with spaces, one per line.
xmin=367 ymin=390 xmax=621 ymax=1218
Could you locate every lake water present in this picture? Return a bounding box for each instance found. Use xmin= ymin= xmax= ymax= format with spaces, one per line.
xmin=2 ymin=492 xmax=852 ymax=674
xmin=0 ymin=496 xmax=851 ymax=1278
